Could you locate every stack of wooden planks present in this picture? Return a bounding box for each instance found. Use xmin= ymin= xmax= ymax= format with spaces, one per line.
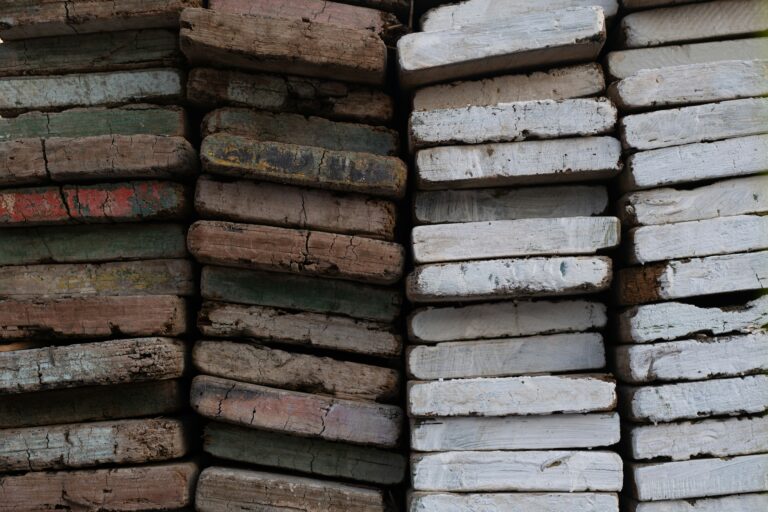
xmin=0 ymin=1 xmax=199 ymax=510
xmin=608 ymin=1 xmax=768 ymax=510
xmin=179 ymin=1 xmax=409 ymax=510
xmin=400 ymin=2 xmax=624 ymax=511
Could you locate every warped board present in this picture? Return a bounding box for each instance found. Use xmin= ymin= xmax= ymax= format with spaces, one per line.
xmin=627 ymin=493 xmax=768 ymax=512
xmin=409 ymin=492 xmax=619 ymax=512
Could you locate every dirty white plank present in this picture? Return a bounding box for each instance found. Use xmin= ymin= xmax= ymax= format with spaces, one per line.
xmin=409 ymin=492 xmax=619 ymax=512
xmin=627 ymin=493 xmax=768 ymax=512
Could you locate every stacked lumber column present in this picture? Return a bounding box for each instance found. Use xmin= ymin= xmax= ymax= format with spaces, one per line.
xmin=178 ymin=2 xmax=409 ymax=510
xmin=0 ymin=1 xmax=201 ymax=510
xmin=606 ymin=1 xmax=768 ymax=511
xmin=398 ymin=2 xmax=624 ymax=511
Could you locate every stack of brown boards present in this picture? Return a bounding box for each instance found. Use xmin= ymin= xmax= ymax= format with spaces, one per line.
xmin=607 ymin=1 xmax=768 ymax=510
xmin=0 ymin=1 xmax=200 ymax=510
xmin=179 ymin=2 xmax=409 ymax=510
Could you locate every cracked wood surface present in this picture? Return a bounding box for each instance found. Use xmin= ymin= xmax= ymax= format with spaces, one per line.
xmin=628 ymin=494 xmax=768 ymax=512
xmin=191 ymin=375 xmax=403 ymax=448
xmin=409 ymin=492 xmax=620 ymax=512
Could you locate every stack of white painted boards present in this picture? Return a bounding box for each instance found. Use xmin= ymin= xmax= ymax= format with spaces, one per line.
xmin=0 ymin=1 xmax=200 ymax=511
xmin=399 ymin=1 xmax=624 ymax=511
xmin=178 ymin=1 xmax=409 ymax=510
xmin=608 ymin=0 xmax=768 ymax=510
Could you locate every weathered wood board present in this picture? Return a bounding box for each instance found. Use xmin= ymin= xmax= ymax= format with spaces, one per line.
xmin=0 ymin=139 xmax=45 ymax=186
xmin=409 ymin=492 xmax=620 ymax=512
xmin=416 ymin=137 xmax=622 ymax=189
xmin=191 ymin=375 xmax=403 ymax=448
xmin=411 ymin=413 xmax=620 ymax=451
xmin=412 ymin=451 xmax=623 ymax=492
xmin=617 ymin=251 xmax=768 ymax=305
xmin=204 ymin=422 xmax=406 ymax=485
xmin=627 ymin=493 xmax=768 ymax=512
xmin=409 ymin=374 xmax=616 ymax=417
xmin=187 ymin=220 xmax=404 ymax=285
xmin=198 ymin=302 xmax=401 ymax=358
xmin=196 ymin=466 xmax=386 ymax=512
xmin=398 ymin=7 xmax=606 ymax=88
xmin=407 ymin=332 xmax=606 ymax=380
xmin=180 ymin=8 xmax=387 ymax=85
xmin=193 ymin=339 xmax=399 ymax=402
xmin=621 ymin=97 xmax=768 ymax=151
xmin=187 ymin=68 xmax=393 ymax=124
xmin=409 ymin=299 xmax=607 ymax=343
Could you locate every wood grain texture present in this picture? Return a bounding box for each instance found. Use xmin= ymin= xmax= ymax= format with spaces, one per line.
xmin=0 ymin=139 xmax=45 ymax=186
xmin=409 ymin=492 xmax=619 ymax=512
xmin=627 ymin=493 xmax=768 ymax=512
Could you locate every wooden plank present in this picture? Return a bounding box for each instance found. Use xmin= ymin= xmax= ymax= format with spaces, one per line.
xmin=621 ymin=97 xmax=768 ymax=151
xmin=621 ymin=375 xmax=768 ymax=422
xmin=193 ymin=339 xmax=400 ymax=402
xmin=0 ymin=223 xmax=187 ymax=266
xmin=621 ymin=0 xmax=768 ymax=48
xmin=414 ymin=186 xmax=608 ymax=224
xmin=0 ymin=259 xmax=194 ymax=299
xmin=196 ymin=466 xmax=386 ymax=512
xmin=398 ymin=7 xmax=606 ymax=88
xmin=409 ymin=299 xmax=607 ymax=343
xmin=411 ymin=99 xmax=616 ymax=148
xmin=412 ymin=451 xmax=623 ymax=492
xmin=0 ymin=380 xmax=185 ymax=429
xmin=0 ymin=461 xmax=198 ymax=512
xmin=198 ymin=302 xmax=401 ymax=358
xmin=201 ymin=266 xmax=401 ymax=322
xmin=623 ymin=0 xmax=708 ymax=8
xmin=0 ymin=418 xmax=188 ymax=471
xmin=412 ymin=63 xmax=606 ymax=111
xmin=416 ymin=137 xmax=622 ymax=190
xmin=190 ymin=375 xmax=403 ymax=448
xmin=187 ymin=220 xmax=404 ymax=285
xmin=411 ymin=413 xmax=620 ymax=451
xmin=409 ymin=374 xmax=616 ymax=417
xmin=617 ymin=251 xmax=768 ymax=305
xmin=407 ymin=332 xmax=606 ymax=380
xmin=618 ymin=295 xmax=768 ymax=344
xmin=627 ymin=494 xmax=768 ymax=512
xmin=195 ymin=176 xmax=396 ymax=240
xmin=407 ymin=256 xmax=613 ymax=304
xmin=203 ymin=422 xmax=406 ymax=485
xmin=0 ymin=138 xmax=47 ymax=186
xmin=409 ymin=492 xmax=619 ymax=512
xmin=413 ymin=217 xmax=620 ymax=264
xmin=619 ymin=175 xmax=768 ymax=226
xmin=180 ymin=8 xmax=386 ymax=86
xmin=630 ymin=454 xmax=768 ymax=501
xmin=0 ymin=295 xmax=188 ymax=341
xmin=187 ymin=68 xmax=393 ymax=124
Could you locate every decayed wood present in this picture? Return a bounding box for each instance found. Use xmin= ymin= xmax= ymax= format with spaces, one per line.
xmin=187 ymin=220 xmax=404 ymax=285
xmin=621 ymin=375 xmax=768 ymax=423
xmin=198 ymin=302 xmax=401 ymax=358
xmin=0 ymin=461 xmax=198 ymax=512
xmin=630 ymin=454 xmax=768 ymax=501
xmin=412 ymin=451 xmax=623 ymax=492
xmin=409 ymin=299 xmax=607 ymax=343
xmin=195 ymin=176 xmax=396 ymax=240
xmin=0 ymin=260 xmax=194 ymax=299
xmin=416 ymin=137 xmax=622 ymax=190
xmin=0 ymin=295 xmax=188 ymax=341
xmin=409 ymin=374 xmax=616 ymax=417
xmin=407 ymin=332 xmax=605 ymax=380
xmin=618 ymin=295 xmax=768 ymax=344
xmin=621 ymin=0 xmax=768 ymax=48
xmin=411 ymin=413 xmax=620 ymax=451
xmin=412 ymin=63 xmax=605 ymax=111
xmin=621 ymin=97 xmax=768 ymax=151
xmin=617 ymin=251 xmax=768 ymax=305
xmin=204 ymin=422 xmax=406 ymax=485
xmin=193 ymin=339 xmax=399 ymax=402
xmin=180 ymin=8 xmax=386 ymax=85
xmin=398 ymin=7 xmax=606 ymax=88
xmin=201 ymin=266 xmax=401 ymax=322
xmin=196 ymin=466 xmax=386 ymax=512
xmin=410 ymin=492 xmax=620 ymax=512
xmin=412 ymin=217 xmax=619 ymax=264
xmin=187 ymin=68 xmax=393 ymax=124
xmin=0 ymin=418 xmax=188 ymax=471
xmin=0 ymin=337 xmax=186 ymax=394
xmin=414 ymin=186 xmax=608 ymax=224
xmin=407 ymin=256 xmax=612 ymax=304
xmin=191 ymin=375 xmax=403 ymax=448
xmin=627 ymin=493 xmax=768 ymax=512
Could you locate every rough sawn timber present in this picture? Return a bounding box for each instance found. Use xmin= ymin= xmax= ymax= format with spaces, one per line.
xmin=409 ymin=492 xmax=620 ymax=512
xmin=627 ymin=493 xmax=768 ymax=511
